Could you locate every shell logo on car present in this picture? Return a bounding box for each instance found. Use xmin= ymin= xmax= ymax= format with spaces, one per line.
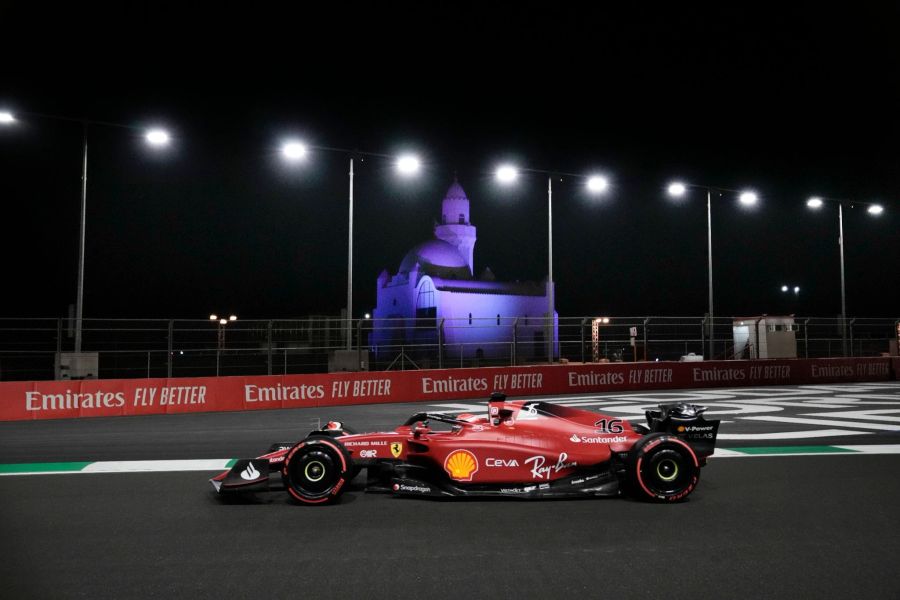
xmin=444 ymin=449 xmax=479 ymax=481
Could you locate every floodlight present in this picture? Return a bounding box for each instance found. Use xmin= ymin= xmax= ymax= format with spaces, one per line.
xmin=739 ymin=191 xmax=758 ymax=206
xmin=396 ymin=154 xmax=421 ymax=175
xmin=496 ymin=165 xmax=518 ymax=184
xmin=145 ymin=129 xmax=170 ymax=146
xmin=282 ymin=141 xmax=308 ymax=160
xmin=587 ymin=175 xmax=609 ymax=193
xmin=667 ymin=182 xmax=687 ymax=197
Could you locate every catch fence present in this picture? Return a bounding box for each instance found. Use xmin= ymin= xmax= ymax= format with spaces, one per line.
xmin=0 ymin=316 xmax=896 ymax=381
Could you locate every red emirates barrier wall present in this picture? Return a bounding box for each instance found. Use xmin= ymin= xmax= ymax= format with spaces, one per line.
xmin=0 ymin=357 xmax=894 ymax=422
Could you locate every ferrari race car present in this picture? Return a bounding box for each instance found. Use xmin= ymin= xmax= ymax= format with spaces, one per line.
xmin=210 ymin=392 xmax=719 ymax=504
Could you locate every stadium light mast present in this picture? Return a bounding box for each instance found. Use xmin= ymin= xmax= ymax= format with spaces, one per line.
xmin=497 ymin=165 xmax=610 ymax=363
xmin=667 ymin=182 xmax=758 ymax=359
xmin=283 ymin=142 xmax=421 ymax=351
xmin=806 ymin=196 xmax=885 ymax=356
xmin=0 ymin=110 xmax=170 ymax=354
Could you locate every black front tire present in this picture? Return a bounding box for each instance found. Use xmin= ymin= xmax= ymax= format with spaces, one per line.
xmin=628 ymin=433 xmax=700 ymax=502
xmin=283 ymin=437 xmax=351 ymax=505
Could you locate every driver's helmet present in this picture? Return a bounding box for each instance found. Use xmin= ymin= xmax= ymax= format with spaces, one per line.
xmin=487 ymin=391 xmax=508 ymax=425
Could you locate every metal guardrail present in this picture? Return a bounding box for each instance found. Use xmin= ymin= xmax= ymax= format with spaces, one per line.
xmin=0 ymin=316 xmax=896 ymax=381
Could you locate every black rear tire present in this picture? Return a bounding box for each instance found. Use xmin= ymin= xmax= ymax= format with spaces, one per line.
xmin=628 ymin=433 xmax=700 ymax=502
xmin=283 ymin=437 xmax=351 ymax=505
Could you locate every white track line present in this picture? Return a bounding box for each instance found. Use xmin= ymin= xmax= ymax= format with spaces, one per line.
xmin=740 ymin=416 xmax=900 ymax=431
xmin=81 ymin=459 xmax=232 ymax=473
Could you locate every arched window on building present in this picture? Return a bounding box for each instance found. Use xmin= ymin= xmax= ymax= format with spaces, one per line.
xmin=468 ymin=313 xmax=472 ymax=325
xmin=497 ymin=314 xmax=501 ymax=326
xmin=416 ymin=279 xmax=436 ymax=326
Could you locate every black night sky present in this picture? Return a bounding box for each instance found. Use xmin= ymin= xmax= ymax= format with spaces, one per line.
xmin=1 ymin=5 xmax=897 ymax=321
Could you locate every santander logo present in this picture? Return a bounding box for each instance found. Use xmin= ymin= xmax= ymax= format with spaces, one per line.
xmin=240 ymin=463 xmax=260 ymax=481
xmin=570 ymin=434 xmax=580 ymax=443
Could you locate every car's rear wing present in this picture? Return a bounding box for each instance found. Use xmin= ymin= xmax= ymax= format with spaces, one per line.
xmin=646 ymin=403 xmax=720 ymax=460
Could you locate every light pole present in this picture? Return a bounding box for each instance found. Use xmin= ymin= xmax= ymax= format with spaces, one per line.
xmin=496 ymin=166 xmax=610 ymax=363
xmin=806 ymin=196 xmax=884 ymax=356
xmin=209 ymin=314 xmax=236 ymax=377
xmin=779 ymin=284 xmax=801 ymax=313
xmin=667 ymin=182 xmax=758 ymax=360
xmin=0 ymin=110 xmax=170 ymax=354
xmin=209 ymin=314 xmax=238 ymax=349
xmin=591 ymin=316 xmax=611 ymax=362
xmin=282 ymin=141 xmax=421 ymax=351
xmin=347 ymin=156 xmax=354 ymax=350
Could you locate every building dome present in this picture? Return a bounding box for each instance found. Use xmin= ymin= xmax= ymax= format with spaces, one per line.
xmin=398 ymin=239 xmax=472 ymax=279
xmin=441 ymin=179 xmax=470 ymax=225
xmin=444 ymin=180 xmax=468 ymax=203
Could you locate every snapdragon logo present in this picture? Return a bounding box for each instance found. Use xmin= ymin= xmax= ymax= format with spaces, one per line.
xmin=399 ymin=484 xmax=431 ymax=493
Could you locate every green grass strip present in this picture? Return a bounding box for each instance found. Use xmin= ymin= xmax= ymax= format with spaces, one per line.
xmin=0 ymin=461 xmax=92 ymax=474
xmin=734 ymin=445 xmax=858 ymax=455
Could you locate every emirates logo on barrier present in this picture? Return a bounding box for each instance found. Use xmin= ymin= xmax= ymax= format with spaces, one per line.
xmin=5 ymin=359 xmax=893 ymax=423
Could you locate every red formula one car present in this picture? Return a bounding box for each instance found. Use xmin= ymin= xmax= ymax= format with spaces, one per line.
xmin=210 ymin=392 xmax=719 ymax=504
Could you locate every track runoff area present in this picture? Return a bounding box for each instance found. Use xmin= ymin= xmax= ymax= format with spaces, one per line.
xmin=2 ymin=382 xmax=900 ymax=599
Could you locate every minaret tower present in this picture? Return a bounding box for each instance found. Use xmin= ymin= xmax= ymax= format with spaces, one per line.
xmin=434 ymin=178 xmax=477 ymax=275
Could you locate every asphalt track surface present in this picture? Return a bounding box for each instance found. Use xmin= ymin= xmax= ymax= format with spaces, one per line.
xmin=2 ymin=383 xmax=900 ymax=599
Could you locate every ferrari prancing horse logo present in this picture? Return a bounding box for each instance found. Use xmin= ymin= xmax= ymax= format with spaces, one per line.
xmin=390 ymin=442 xmax=403 ymax=458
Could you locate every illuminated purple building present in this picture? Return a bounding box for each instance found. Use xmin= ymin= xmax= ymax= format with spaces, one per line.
xmin=371 ymin=180 xmax=558 ymax=362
